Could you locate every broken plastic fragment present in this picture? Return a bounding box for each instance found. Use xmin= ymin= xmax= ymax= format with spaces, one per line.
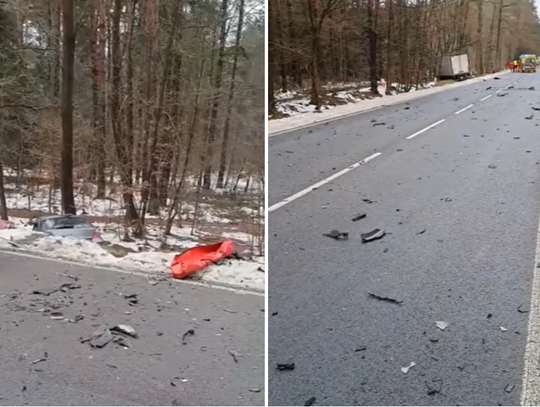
xmin=277 ymin=363 xmax=295 ymax=371
xmin=323 ymin=230 xmax=349 ymax=240
xmin=87 ymin=325 xmax=114 ymax=348
xmin=435 ymin=321 xmax=449 ymax=330
xmin=351 ymin=213 xmax=367 ymax=222
xmin=111 ymin=324 xmax=138 ymax=338
xmin=401 ymin=362 xmax=416 ymax=374
xmin=304 ymin=396 xmax=317 ymax=406
xmin=368 ymin=293 xmax=402 ymax=304
xmin=361 ymin=229 xmax=386 ymax=242
xmin=505 ymin=384 xmax=515 ymax=393
xmin=50 ymin=311 xmax=64 ymax=320
xmin=181 ymin=329 xmax=195 ymax=344
xmin=500 ymin=326 xmax=508 ymax=332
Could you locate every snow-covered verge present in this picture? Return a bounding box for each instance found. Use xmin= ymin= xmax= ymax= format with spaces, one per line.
xmin=269 ymin=71 xmax=509 ymax=135
xmin=0 ymin=224 xmax=265 ymax=292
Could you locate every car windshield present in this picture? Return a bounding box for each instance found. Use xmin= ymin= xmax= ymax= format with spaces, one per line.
xmin=42 ymin=218 xmax=92 ymax=230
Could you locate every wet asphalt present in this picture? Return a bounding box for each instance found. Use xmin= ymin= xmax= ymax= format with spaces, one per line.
xmin=268 ymin=73 xmax=540 ymax=405
xmin=0 ymin=252 xmax=264 ymax=406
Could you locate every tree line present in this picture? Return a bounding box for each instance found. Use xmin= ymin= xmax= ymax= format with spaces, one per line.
xmin=268 ymin=0 xmax=540 ymax=113
xmin=0 ymin=0 xmax=265 ymax=238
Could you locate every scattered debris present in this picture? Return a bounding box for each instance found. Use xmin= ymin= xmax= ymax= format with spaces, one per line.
xmin=401 ymin=362 xmax=416 ymax=374
xmin=249 ymin=388 xmax=263 ymax=393
xmin=435 ymin=321 xmax=449 ymax=330
xmin=31 ymin=353 xmax=48 ymax=365
xmin=368 ymin=293 xmax=402 ymax=305
xmin=373 ymin=122 xmax=386 ymax=127
xmin=488 ymin=164 xmax=498 ymax=169
xmin=111 ymin=325 xmax=138 ymax=338
xmin=362 ymin=199 xmax=375 ymax=204
xmin=514 ymin=137 xmax=521 ymax=139
xmin=113 ymin=336 xmax=130 ymax=348
xmin=50 ymin=311 xmax=64 ymax=320
xmin=351 ymin=213 xmax=367 ymax=222
xmin=526 ymin=115 xmax=534 ymax=120
xmin=229 ymin=350 xmax=241 ymax=363
xmin=323 ymin=230 xmax=349 ymax=240
xmin=487 ymin=313 xmax=493 ymax=319
xmin=355 ymin=346 xmax=367 ymax=352
xmin=500 ymin=326 xmax=508 ymax=332
xmin=463 ymin=134 xmax=471 ymax=137
xmin=494 ymin=77 xmax=500 ymax=80
xmin=55 ymin=272 xmax=78 ymax=281
xmin=530 ymin=86 xmax=535 ymax=90
xmin=277 ymin=363 xmax=295 ymax=371
xmin=518 ymin=304 xmax=530 ymax=313
xmin=508 ymin=85 xmax=514 ymax=89
xmin=181 ymin=329 xmax=195 ymax=344
xmin=533 ymin=107 xmax=540 ymax=111
xmin=223 ymin=308 xmax=237 ymax=314
xmin=426 ymin=378 xmax=443 ymax=395
xmin=486 ymin=86 xmax=492 ymax=90
xmin=84 ymin=325 xmax=114 ymax=348
xmin=442 ymin=197 xmax=453 ymax=202
xmin=361 ymin=229 xmax=386 ymax=242
xmin=416 ymin=229 xmax=426 ymax=235
xmin=304 ymin=396 xmax=317 ymax=406
xmin=505 ymin=384 xmax=515 ymax=393
xmin=497 ymin=93 xmax=508 ymax=97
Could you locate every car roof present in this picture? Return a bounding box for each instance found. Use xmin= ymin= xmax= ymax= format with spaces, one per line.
xmin=37 ymin=215 xmax=85 ymax=221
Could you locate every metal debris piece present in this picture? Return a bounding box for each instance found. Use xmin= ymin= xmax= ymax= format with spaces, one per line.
xmin=249 ymin=388 xmax=263 ymax=393
xmin=304 ymin=396 xmax=317 ymax=406
xmin=368 ymin=293 xmax=402 ymax=305
xmin=31 ymin=288 xmax=58 ymax=296
xmin=277 ymin=363 xmax=295 ymax=371
xmin=111 ymin=325 xmax=138 ymax=338
xmin=500 ymin=326 xmax=508 ymax=332
xmin=373 ymin=122 xmax=386 ymax=127
xmin=113 ymin=336 xmax=129 ymax=348
xmin=435 ymin=321 xmax=449 ymax=330
xmin=362 ymin=229 xmax=385 ymax=242
xmin=362 ymin=199 xmax=375 ymax=204
xmin=526 ymin=115 xmax=534 ymax=120
xmin=355 ymin=346 xmax=367 ymax=352
xmin=50 ymin=311 xmax=64 ymax=320
xmin=351 ymin=213 xmax=367 ymax=222
xmin=181 ymin=329 xmax=195 ymax=344
xmin=31 ymin=353 xmax=48 ymax=365
xmin=223 ymin=308 xmax=237 ymax=314
xmin=505 ymin=384 xmax=515 ymax=393
xmin=323 ymin=230 xmax=349 ymax=240
xmin=416 ymin=229 xmax=426 ymax=235
xmin=401 ymin=362 xmax=416 ymax=374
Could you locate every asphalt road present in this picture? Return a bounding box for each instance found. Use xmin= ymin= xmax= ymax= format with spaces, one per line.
xmin=268 ymin=73 xmax=540 ymax=406
xmin=0 ymin=252 xmax=264 ymax=406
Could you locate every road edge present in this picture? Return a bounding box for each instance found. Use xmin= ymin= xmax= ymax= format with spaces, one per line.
xmin=269 ymin=70 xmax=510 ymax=137
xmin=0 ymin=248 xmax=265 ymax=296
xmin=521 ymin=202 xmax=540 ymax=405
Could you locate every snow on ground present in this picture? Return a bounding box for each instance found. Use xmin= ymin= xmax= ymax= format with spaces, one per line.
xmin=0 ymin=221 xmax=264 ymax=292
xmin=269 ymin=71 xmax=509 ymax=135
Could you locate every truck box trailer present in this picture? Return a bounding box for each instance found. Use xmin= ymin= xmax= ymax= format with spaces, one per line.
xmin=439 ymin=54 xmax=471 ymax=80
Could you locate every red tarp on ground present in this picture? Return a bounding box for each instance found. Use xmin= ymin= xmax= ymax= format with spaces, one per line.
xmin=0 ymin=220 xmax=14 ymax=230
xmin=170 ymin=239 xmax=235 ymax=279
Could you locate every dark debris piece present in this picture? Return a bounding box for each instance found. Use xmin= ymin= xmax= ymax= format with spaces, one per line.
xmin=367 ymin=292 xmax=402 ymax=305
xmin=362 ymin=199 xmax=375 ymax=204
xmin=525 ymin=115 xmax=534 ymax=120
xmin=518 ymin=304 xmax=530 ymax=313
xmin=494 ymin=77 xmax=500 ymax=80
xmin=351 ymin=213 xmax=367 ymax=222
xmin=277 ymin=363 xmax=295 ymax=371
xmin=533 ymin=107 xmax=540 ymax=111
xmin=373 ymin=122 xmax=386 ymax=127
xmin=498 ymin=93 xmax=508 ymax=97
xmin=323 ymin=230 xmax=349 ymax=240
xmin=505 ymin=384 xmax=515 ymax=393
xmin=355 ymin=346 xmax=367 ymax=352
xmin=361 ymin=229 xmax=386 ymax=242
xmin=304 ymin=397 xmax=317 ymax=406
xmin=530 ymin=86 xmax=536 ymax=90
xmin=182 ymin=329 xmax=195 ymax=344
xmin=416 ymin=229 xmax=426 ymax=235
xmin=426 ymin=379 xmax=443 ymax=395
xmin=85 ymin=325 xmax=114 ymax=348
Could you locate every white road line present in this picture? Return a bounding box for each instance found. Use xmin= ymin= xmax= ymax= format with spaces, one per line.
xmin=521 ymin=209 xmax=540 ymax=405
xmin=454 ymin=104 xmax=474 ymax=114
xmin=268 ymin=152 xmax=382 ymax=213
xmin=406 ymin=119 xmax=445 ymax=140
xmin=480 ymin=94 xmax=492 ymax=101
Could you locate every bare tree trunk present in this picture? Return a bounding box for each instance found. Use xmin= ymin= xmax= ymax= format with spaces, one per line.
xmin=367 ymin=0 xmax=379 ymax=94
xmin=61 ymin=0 xmax=76 ymax=215
xmin=0 ymin=149 xmax=7 ymax=220
xmin=217 ymin=0 xmax=245 ymax=189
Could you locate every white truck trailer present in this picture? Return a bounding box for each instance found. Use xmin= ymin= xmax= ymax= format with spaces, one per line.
xmin=439 ymin=54 xmax=471 ymax=80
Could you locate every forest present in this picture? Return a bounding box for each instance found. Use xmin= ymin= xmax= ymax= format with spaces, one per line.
xmin=0 ymin=0 xmax=264 ymax=249
xmin=268 ymin=0 xmax=540 ymax=113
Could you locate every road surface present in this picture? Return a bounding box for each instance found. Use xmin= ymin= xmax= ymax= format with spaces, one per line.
xmin=268 ymin=73 xmax=540 ymax=405
xmin=0 ymin=252 xmax=264 ymax=406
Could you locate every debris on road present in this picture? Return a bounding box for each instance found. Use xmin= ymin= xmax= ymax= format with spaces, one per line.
xmin=362 ymin=199 xmax=375 ymax=204
xmin=304 ymin=396 xmax=317 ymax=406
xmin=277 ymin=363 xmax=295 ymax=371
xmin=55 ymin=272 xmax=78 ymax=281
xmin=323 ymin=230 xmax=349 ymax=240
xmin=530 ymin=86 xmax=536 ymax=90
xmin=111 ymin=324 xmax=138 ymax=338
xmin=351 ymin=213 xmax=367 ymax=222
xmin=368 ymin=293 xmax=402 ymax=305
xmin=488 ymin=164 xmax=498 ymax=169
xmin=426 ymin=379 xmax=443 ymax=395
xmin=361 ymin=229 xmax=386 ymax=242
xmin=486 ymin=86 xmax=492 ymax=90
xmin=50 ymin=311 xmax=64 ymax=320
xmin=355 ymin=346 xmax=367 ymax=352
xmin=31 ymin=353 xmax=48 ymax=365
xmin=181 ymin=329 xmax=195 ymax=344
xmin=525 ymin=114 xmax=534 ymax=120
xmin=416 ymin=229 xmax=427 ymax=235
xmin=248 ymin=388 xmax=263 ymax=393
xmin=85 ymin=325 xmax=114 ymax=348
xmin=170 ymin=239 xmax=234 ymax=280
xmin=435 ymin=321 xmax=449 ymax=330
xmin=497 ymin=93 xmax=508 ymax=97
xmin=500 ymin=326 xmax=508 ymax=332
xmin=505 ymin=384 xmax=515 ymax=393
xmin=518 ymin=304 xmax=530 ymax=313
xmin=532 ymin=107 xmax=540 ymax=111
xmin=373 ymin=122 xmax=386 ymax=127
xmin=229 ymin=350 xmax=241 ymax=363
xmin=401 ymin=362 xmax=416 ymax=374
